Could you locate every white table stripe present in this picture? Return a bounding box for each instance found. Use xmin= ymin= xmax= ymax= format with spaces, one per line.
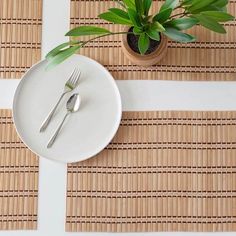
xmin=38 ymin=0 xmax=70 ymax=234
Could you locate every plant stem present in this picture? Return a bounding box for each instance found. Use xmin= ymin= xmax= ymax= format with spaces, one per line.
xmin=174 ymin=5 xmax=183 ymax=10
xmin=170 ymin=12 xmax=188 ymax=19
xmin=74 ymin=31 xmax=133 ymax=47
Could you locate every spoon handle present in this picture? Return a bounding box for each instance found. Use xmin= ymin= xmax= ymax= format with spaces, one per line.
xmin=40 ymin=92 xmax=67 ymax=132
xmin=47 ymin=112 xmax=70 ymax=148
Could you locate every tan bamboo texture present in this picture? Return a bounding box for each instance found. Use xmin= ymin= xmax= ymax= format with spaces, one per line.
xmin=70 ymin=0 xmax=236 ymax=80
xmin=67 ymin=111 xmax=236 ymax=232
xmin=0 ymin=0 xmax=42 ymax=79
xmin=0 ymin=110 xmax=38 ymax=230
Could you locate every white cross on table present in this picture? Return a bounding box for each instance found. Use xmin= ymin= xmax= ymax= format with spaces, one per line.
xmin=0 ymin=0 xmax=236 ymax=235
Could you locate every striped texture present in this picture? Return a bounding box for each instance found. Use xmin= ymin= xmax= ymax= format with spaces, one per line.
xmin=0 ymin=0 xmax=42 ymax=79
xmin=67 ymin=111 xmax=236 ymax=232
xmin=0 ymin=110 xmax=38 ymax=230
xmin=70 ymin=0 xmax=236 ymax=80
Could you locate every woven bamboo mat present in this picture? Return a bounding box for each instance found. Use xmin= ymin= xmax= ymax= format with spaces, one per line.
xmin=0 ymin=110 xmax=38 ymax=230
xmin=70 ymin=0 xmax=236 ymax=80
xmin=67 ymin=111 xmax=236 ymax=232
xmin=0 ymin=0 xmax=42 ymax=79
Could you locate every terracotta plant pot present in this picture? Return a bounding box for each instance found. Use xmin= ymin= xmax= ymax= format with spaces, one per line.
xmin=121 ymin=26 xmax=168 ymax=66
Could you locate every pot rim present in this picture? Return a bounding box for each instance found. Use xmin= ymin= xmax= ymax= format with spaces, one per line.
xmin=121 ymin=26 xmax=168 ymax=60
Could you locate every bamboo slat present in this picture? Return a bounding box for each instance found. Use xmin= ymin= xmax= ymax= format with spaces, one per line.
xmin=66 ymin=111 xmax=236 ymax=232
xmin=70 ymin=0 xmax=236 ymax=80
xmin=0 ymin=110 xmax=38 ymax=230
xmin=0 ymin=0 xmax=42 ymax=79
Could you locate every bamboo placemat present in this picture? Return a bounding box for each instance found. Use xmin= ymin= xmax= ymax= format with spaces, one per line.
xmin=67 ymin=111 xmax=236 ymax=232
xmin=0 ymin=0 xmax=42 ymax=79
xmin=70 ymin=0 xmax=236 ymax=80
xmin=0 ymin=110 xmax=38 ymax=230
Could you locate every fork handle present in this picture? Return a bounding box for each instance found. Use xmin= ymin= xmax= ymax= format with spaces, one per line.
xmin=40 ymin=92 xmax=67 ymax=132
xmin=47 ymin=112 xmax=70 ymax=148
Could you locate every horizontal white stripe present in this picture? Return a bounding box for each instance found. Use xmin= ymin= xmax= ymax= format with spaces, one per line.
xmin=117 ymin=80 xmax=236 ymax=111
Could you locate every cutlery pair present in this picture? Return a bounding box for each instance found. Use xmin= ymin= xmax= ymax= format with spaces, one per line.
xmin=47 ymin=93 xmax=81 ymax=148
xmin=40 ymin=67 xmax=81 ymax=148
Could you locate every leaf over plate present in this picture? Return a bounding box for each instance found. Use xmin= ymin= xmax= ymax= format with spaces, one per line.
xmin=46 ymin=42 xmax=71 ymax=60
xmin=46 ymin=45 xmax=81 ymax=70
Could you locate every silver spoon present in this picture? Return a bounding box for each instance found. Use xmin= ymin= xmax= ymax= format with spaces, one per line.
xmin=47 ymin=93 xmax=81 ymax=148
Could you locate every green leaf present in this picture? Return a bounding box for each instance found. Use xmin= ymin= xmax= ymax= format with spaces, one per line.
xmin=163 ymin=27 xmax=196 ymax=42
xmin=143 ymin=0 xmax=152 ymax=15
xmin=201 ymin=11 xmax=234 ymax=22
xmin=138 ymin=33 xmax=150 ymax=54
xmin=194 ymin=14 xmax=226 ymax=33
xmin=46 ymin=45 xmax=80 ymax=70
xmin=181 ymin=0 xmax=194 ymax=6
xmin=187 ymin=0 xmax=216 ymax=13
xmin=99 ymin=12 xmax=132 ymax=25
xmin=46 ymin=42 xmax=70 ymax=60
xmin=160 ymin=0 xmax=179 ymax=11
xmin=213 ymin=0 xmax=228 ymax=8
xmin=108 ymin=8 xmax=130 ymax=20
xmin=135 ymin=0 xmax=143 ymax=15
xmin=127 ymin=8 xmax=142 ymax=26
xmin=133 ymin=26 xmax=143 ymax=34
xmin=66 ymin=26 xmax=110 ymax=36
xmin=122 ymin=0 xmax=135 ymax=9
xmin=146 ymin=27 xmax=160 ymax=40
xmin=221 ymin=6 xmax=227 ymax=12
xmin=165 ymin=17 xmax=199 ymax=30
xmin=152 ymin=21 xmax=166 ymax=32
xmin=188 ymin=5 xmax=225 ymax=14
xmin=153 ymin=8 xmax=172 ymax=23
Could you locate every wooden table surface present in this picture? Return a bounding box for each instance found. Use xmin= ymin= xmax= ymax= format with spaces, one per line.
xmin=0 ymin=0 xmax=236 ymax=235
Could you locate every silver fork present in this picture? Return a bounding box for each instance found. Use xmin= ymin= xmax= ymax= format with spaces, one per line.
xmin=40 ymin=67 xmax=81 ymax=132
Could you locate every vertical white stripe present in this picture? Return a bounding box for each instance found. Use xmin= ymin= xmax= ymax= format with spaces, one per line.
xmin=37 ymin=0 xmax=70 ymax=234
xmin=41 ymin=0 xmax=71 ymax=58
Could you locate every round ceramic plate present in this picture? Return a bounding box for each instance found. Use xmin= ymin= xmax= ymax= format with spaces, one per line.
xmin=13 ymin=55 xmax=122 ymax=163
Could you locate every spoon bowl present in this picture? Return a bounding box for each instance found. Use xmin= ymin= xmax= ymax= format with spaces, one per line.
xmin=67 ymin=93 xmax=81 ymax=113
xmin=47 ymin=93 xmax=81 ymax=148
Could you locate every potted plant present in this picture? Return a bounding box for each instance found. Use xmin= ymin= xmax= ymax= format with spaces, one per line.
xmin=46 ymin=0 xmax=234 ymax=68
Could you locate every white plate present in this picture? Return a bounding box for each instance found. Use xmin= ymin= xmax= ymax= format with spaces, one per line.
xmin=13 ymin=55 xmax=122 ymax=163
